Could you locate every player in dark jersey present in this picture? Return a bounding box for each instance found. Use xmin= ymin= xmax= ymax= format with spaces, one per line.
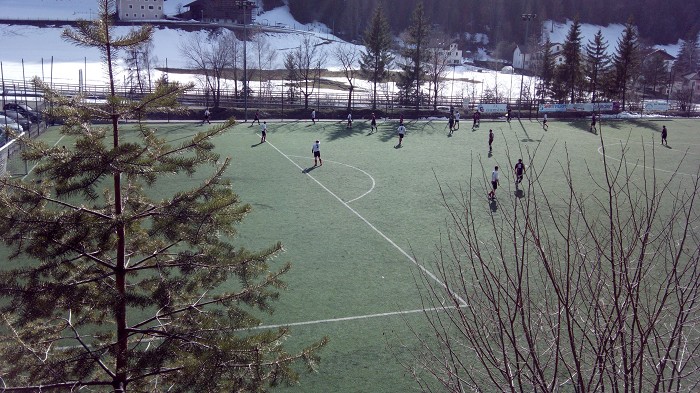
xmin=590 ymin=112 xmax=597 ymax=133
xmin=514 ymin=159 xmax=525 ymax=187
xmin=488 ymin=129 xmax=494 ymax=152
xmin=661 ymin=125 xmax=668 ymax=146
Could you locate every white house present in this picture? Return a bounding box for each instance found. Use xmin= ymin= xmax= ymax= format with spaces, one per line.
xmin=118 ymin=0 xmax=165 ymax=21
xmin=513 ymin=42 xmax=564 ymax=71
xmin=439 ymin=43 xmax=463 ymax=66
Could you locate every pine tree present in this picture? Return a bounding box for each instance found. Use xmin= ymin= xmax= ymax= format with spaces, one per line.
xmin=539 ymin=38 xmax=556 ymax=101
xmin=0 ymin=1 xmax=326 ymax=391
xmin=612 ymin=18 xmax=640 ymax=111
xmin=673 ymin=30 xmax=700 ymax=76
xmin=397 ymin=1 xmax=431 ymax=112
xmin=585 ymin=29 xmax=611 ymax=103
xmin=556 ymin=18 xmax=584 ymax=103
xmin=360 ymin=4 xmax=393 ymax=110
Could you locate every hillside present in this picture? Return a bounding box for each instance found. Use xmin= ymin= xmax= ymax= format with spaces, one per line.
xmin=278 ymin=0 xmax=699 ymax=46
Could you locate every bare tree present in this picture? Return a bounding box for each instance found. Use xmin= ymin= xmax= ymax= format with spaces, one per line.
xmin=179 ymin=29 xmax=237 ymax=108
xmin=124 ymin=40 xmax=157 ymax=94
xmin=333 ymin=44 xmax=360 ymax=112
xmin=425 ymin=34 xmax=451 ymax=110
xmin=284 ymin=36 xmax=325 ymax=110
xmin=402 ymin=136 xmax=700 ymax=392
xmin=250 ymin=29 xmax=277 ymax=99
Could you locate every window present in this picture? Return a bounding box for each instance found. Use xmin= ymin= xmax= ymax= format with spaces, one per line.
xmin=128 ymin=4 xmax=132 ymax=8
xmin=141 ymin=5 xmax=145 ymax=9
xmin=158 ymin=6 xmax=161 ymax=9
xmin=125 ymin=13 xmax=129 ymax=16
xmin=148 ymin=5 xmax=153 ymax=9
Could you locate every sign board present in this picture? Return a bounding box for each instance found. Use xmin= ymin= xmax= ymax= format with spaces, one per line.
xmin=539 ymin=102 xmax=617 ymax=112
xmin=643 ymin=102 xmax=670 ymax=112
xmin=539 ymin=103 xmax=567 ymax=112
xmin=477 ymin=104 xmax=507 ymax=113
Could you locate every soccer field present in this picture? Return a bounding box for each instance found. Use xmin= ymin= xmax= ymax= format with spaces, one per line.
xmin=7 ymin=116 xmax=700 ymax=392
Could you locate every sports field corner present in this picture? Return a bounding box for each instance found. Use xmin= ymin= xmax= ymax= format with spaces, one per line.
xmin=7 ymin=115 xmax=700 ymax=392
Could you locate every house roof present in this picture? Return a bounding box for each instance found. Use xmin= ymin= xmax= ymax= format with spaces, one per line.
xmin=643 ymin=49 xmax=676 ymax=61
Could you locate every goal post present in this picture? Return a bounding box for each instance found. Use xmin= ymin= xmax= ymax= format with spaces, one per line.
xmin=0 ymin=131 xmax=28 ymax=178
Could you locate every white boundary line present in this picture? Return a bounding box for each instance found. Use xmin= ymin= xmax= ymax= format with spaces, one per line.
xmin=262 ymin=138 xmax=468 ymax=307
xmin=597 ymin=142 xmax=699 ymax=178
xmin=286 ymin=154 xmax=375 ymax=203
xmin=244 ymin=305 xmax=465 ymax=331
xmin=22 ymin=135 xmax=65 ymax=181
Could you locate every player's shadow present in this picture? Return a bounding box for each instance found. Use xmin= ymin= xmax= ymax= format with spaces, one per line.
xmin=514 ymin=189 xmax=525 ymax=199
xmin=394 ymin=144 xmax=403 ymax=149
xmin=517 ymin=118 xmax=539 ymax=142
xmin=489 ymin=198 xmax=498 ymax=213
xmin=302 ymin=166 xmax=319 ymax=173
xmin=251 ymin=141 xmax=264 ymax=147
xmin=488 ymin=150 xmax=493 ymax=158
xmin=327 ymin=122 xmax=367 ymax=140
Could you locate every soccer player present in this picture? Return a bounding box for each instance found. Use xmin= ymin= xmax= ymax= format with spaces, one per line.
xmin=472 ymin=111 xmax=479 ymax=129
xmin=506 ymin=108 xmax=512 ymax=123
xmin=454 ymin=110 xmax=460 ymax=130
xmin=397 ymin=123 xmax=406 ymax=147
xmin=202 ymin=108 xmax=211 ymax=125
xmin=399 ymin=113 xmax=404 ymax=126
xmin=347 ymin=112 xmax=353 ymax=128
xmin=661 ymin=125 xmax=668 ymax=146
xmin=312 ymin=140 xmax=322 ymax=166
xmin=542 ymin=113 xmax=548 ymax=130
xmin=488 ymin=129 xmax=494 ymax=152
xmin=260 ymin=121 xmax=267 ymax=143
xmin=252 ymin=110 xmax=261 ymax=125
xmin=311 ymin=109 xmax=316 ymax=124
xmin=370 ymin=112 xmax=377 ymax=132
xmin=448 ymin=115 xmax=455 ymax=135
xmin=488 ymin=166 xmax=500 ymax=200
xmin=590 ymin=112 xmax=597 ymax=133
xmin=514 ymin=159 xmax=525 ymax=187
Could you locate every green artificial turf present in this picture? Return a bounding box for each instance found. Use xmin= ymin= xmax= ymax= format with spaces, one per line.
xmin=2 ymin=116 xmax=698 ymax=392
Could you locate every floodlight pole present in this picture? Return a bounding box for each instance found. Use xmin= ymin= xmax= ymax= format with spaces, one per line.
xmin=519 ymin=13 xmax=536 ymax=119
xmin=237 ymin=0 xmax=256 ymax=122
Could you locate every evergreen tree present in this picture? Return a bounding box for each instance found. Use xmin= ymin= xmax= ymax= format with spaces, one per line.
xmin=585 ymin=29 xmax=611 ymax=103
xmin=673 ymin=30 xmax=700 ymax=76
xmin=612 ymin=18 xmax=640 ymax=111
xmin=556 ymin=18 xmax=584 ymax=102
xmin=0 ymin=1 xmax=326 ymax=390
xmin=360 ymin=4 xmax=393 ymax=110
xmin=640 ymin=54 xmax=669 ymax=95
xmin=539 ymin=38 xmax=556 ymax=101
xmin=397 ymin=1 xmax=431 ymax=112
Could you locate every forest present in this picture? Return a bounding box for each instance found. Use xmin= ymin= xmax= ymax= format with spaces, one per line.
xmin=261 ymin=0 xmax=699 ymax=47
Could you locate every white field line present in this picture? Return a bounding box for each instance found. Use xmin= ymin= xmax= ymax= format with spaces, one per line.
xmin=54 ymin=305 xmax=465 ymax=350
xmin=244 ymin=305 xmax=465 ymax=331
xmin=597 ymin=142 xmax=700 ymax=178
xmin=286 ymin=154 xmax=375 ymax=203
xmin=22 ymin=135 xmax=64 ymax=181
xmin=262 ymin=137 xmax=468 ymax=307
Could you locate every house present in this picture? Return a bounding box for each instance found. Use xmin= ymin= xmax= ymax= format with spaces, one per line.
xmin=181 ymin=0 xmax=254 ymax=24
xmin=641 ymin=49 xmax=676 ymax=71
xmin=439 ymin=43 xmax=463 ymax=66
xmin=672 ymin=72 xmax=700 ymax=97
xmin=513 ymin=42 xmax=564 ymax=72
xmin=118 ymin=0 xmax=165 ymax=21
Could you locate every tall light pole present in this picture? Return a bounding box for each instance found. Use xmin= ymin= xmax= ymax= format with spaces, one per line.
xmin=236 ymin=0 xmax=256 ymax=122
xmin=519 ymin=13 xmax=536 ymax=119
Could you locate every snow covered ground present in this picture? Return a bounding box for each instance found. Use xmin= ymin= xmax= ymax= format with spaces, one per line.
xmin=0 ymin=1 xmax=680 ymax=101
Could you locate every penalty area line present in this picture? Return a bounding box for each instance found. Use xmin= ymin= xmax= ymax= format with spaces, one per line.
xmin=245 ymin=305 xmax=465 ymax=331
xmin=262 ymin=138 xmax=468 ymax=307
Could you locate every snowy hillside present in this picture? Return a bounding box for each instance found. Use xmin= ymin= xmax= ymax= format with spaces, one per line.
xmin=544 ymin=19 xmax=681 ymax=57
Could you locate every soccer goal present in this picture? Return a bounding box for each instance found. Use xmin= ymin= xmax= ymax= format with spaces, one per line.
xmin=0 ymin=131 xmax=28 ymax=177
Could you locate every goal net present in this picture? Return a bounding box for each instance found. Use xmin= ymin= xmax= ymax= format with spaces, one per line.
xmin=0 ymin=132 xmax=28 ymax=178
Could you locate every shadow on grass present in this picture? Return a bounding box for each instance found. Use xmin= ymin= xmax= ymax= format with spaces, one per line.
xmin=302 ymin=165 xmax=319 ymax=173
xmin=602 ymin=118 xmax=660 ymax=132
xmin=326 ymin=122 xmax=369 ymax=141
xmin=489 ymin=198 xmax=498 ymax=213
xmin=565 ymin=120 xmax=599 ymax=135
